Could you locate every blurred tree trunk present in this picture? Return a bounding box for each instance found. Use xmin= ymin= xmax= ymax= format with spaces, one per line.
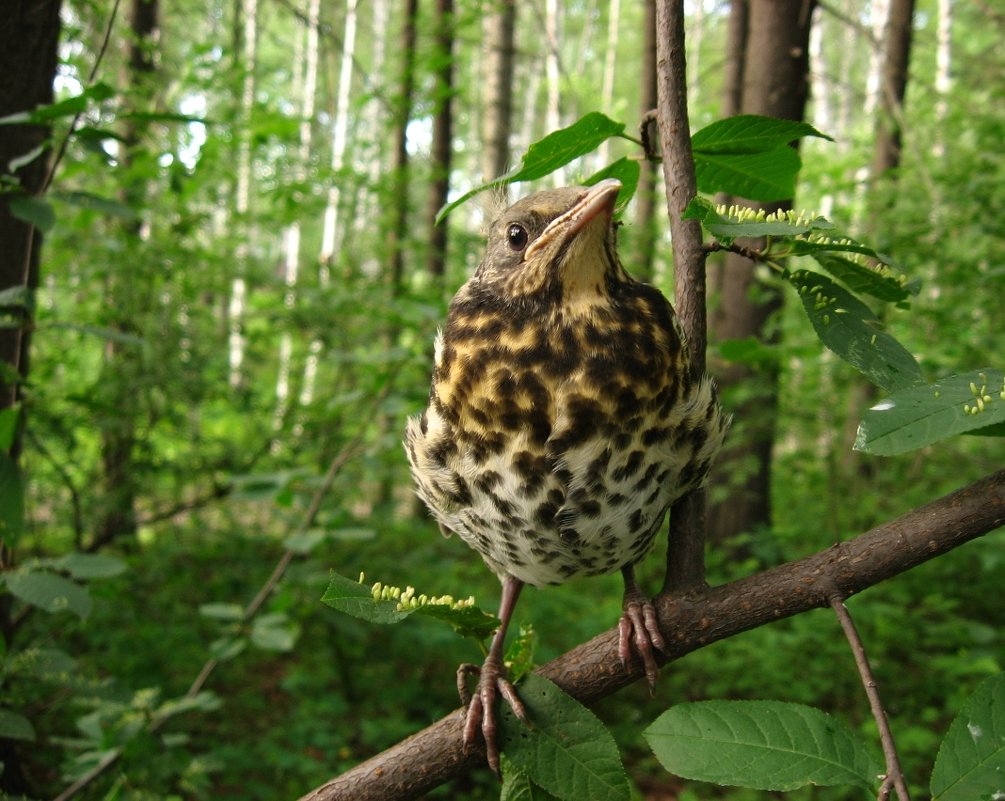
xmin=480 ymin=0 xmax=516 ymax=192
xmin=0 ymin=11 xmax=62 ymax=795
xmin=93 ymin=0 xmax=160 ymax=548
xmin=228 ymin=0 xmax=257 ymax=390
xmin=273 ymin=0 xmax=321 ymax=437
xmin=425 ymin=0 xmax=454 ymax=278
xmin=0 ymin=0 xmax=62 ymax=464
xmin=632 ymin=0 xmax=658 ymax=282
xmin=302 ymin=0 xmax=355 ymax=409
xmin=387 ymin=0 xmax=418 ymax=290
xmin=597 ymin=0 xmax=620 ymax=165
xmin=544 ymin=0 xmax=564 ymax=184
xmin=706 ymin=0 xmax=815 ymax=547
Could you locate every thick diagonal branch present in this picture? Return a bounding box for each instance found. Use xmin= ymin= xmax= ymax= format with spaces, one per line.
xmin=300 ymin=469 xmax=1005 ymax=801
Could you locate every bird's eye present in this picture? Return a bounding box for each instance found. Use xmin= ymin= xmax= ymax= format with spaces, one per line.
xmin=507 ymin=224 xmax=529 ymax=251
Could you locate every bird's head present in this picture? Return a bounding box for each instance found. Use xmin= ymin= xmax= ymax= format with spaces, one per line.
xmin=472 ymin=178 xmax=629 ymax=314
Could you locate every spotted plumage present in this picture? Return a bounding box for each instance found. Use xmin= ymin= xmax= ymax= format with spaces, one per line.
xmin=404 ymin=179 xmax=728 ymax=772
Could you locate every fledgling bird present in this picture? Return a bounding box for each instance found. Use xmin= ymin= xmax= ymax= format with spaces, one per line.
xmin=405 ymin=178 xmax=728 ymax=773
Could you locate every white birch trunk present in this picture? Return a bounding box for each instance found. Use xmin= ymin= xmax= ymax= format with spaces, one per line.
xmin=302 ymin=0 xmax=358 ymax=407
xmin=273 ymin=0 xmax=320 ymax=437
xmin=229 ymin=0 xmax=258 ymax=389
xmin=932 ymin=0 xmax=951 ymax=158
xmin=544 ymin=0 xmax=564 ymax=185
xmin=597 ymin=0 xmax=620 ymax=165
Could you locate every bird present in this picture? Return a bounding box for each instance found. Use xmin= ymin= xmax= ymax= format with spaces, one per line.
xmin=405 ymin=177 xmax=728 ymax=773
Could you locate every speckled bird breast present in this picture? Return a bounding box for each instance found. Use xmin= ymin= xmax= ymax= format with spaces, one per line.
xmin=405 ymin=281 xmax=726 ymax=588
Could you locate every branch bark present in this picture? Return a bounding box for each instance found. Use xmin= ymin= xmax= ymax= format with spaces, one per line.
xmin=654 ymin=0 xmax=710 ymax=592
xmin=299 ymin=468 xmax=1005 ymax=801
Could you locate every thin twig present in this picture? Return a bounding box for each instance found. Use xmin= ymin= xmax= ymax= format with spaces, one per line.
xmin=829 ymin=594 xmax=912 ymax=801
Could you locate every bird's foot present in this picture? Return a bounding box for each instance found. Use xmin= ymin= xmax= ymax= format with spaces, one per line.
xmin=457 ymin=656 xmax=529 ymax=775
xmin=617 ymin=587 xmax=665 ymax=693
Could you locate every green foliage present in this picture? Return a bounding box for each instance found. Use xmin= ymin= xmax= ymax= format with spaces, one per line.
xmin=499 ymin=674 xmax=631 ymax=801
xmin=930 ymin=673 xmax=1005 ymax=801
xmin=856 ymin=369 xmax=1005 ymax=455
xmin=321 ymin=570 xmax=500 ymax=640
xmin=644 ymin=701 xmax=881 ymax=794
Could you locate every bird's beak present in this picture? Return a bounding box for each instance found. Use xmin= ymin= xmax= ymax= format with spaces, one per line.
xmin=525 ymin=178 xmax=622 ymax=262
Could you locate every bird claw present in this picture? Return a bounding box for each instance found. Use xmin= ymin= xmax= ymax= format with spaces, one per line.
xmin=618 ymin=595 xmax=665 ymax=693
xmin=457 ymin=656 xmax=529 ymax=776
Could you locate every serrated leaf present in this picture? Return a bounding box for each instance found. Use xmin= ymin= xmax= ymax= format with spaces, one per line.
xmin=812 ymin=252 xmax=911 ymax=304
xmin=5 ymin=570 xmax=92 ymax=618
xmin=0 ymin=708 xmax=36 ymax=741
xmin=856 ymin=369 xmax=1005 ymax=456
xmin=9 ymin=195 xmax=55 ymax=232
xmin=320 ymin=571 xmax=411 ymax=624
xmin=644 ymin=700 xmax=880 ymax=792
xmin=695 ymin=147 xmax=801 ymax=202
xmin=691 ymin=115 xmax=832 ymax=154
xmin=788 ymin=270 xmax=922 ymax=392
xmin=583 ymin=157 xmax=640 ymax=214
xmin=501 ymin=754 xmax=562 ymax=801
xmin=321 ymin=571 xmax=499 ymax=638
xmin=51 ymin=552 xmax=127 ymax=579
xmin=436 ymin=113 xmax=626 ymax=222
xmin=931 ymin=673 xmax=1005 ymax=801
xmin=683 ymin=196 xmax=834 ymax=239
xmin=199 ymin=602 xmax=244 ymax=621
xmin=499 ymin=673 xmax=630 ymax=801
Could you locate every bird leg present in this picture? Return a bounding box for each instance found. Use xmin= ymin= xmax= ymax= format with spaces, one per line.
xmin=456 ymin=574 xmax=528 ymax=775
xmin=617 ymin=563 xmax=665 ymax=691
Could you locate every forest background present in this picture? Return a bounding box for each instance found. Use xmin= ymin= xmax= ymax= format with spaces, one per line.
xmin=0 ymin=0 xmax=1002 ymax=799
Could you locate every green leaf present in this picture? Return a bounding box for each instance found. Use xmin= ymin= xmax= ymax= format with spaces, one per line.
xmin=50 ymin=552 xmax=127 ymax=580
xmin=583 ymin=157 xmax=640 ymax=214
xmin=53 ymin=190 xmax=139 ymax=219
xmin=811 ymin=251 xmax=912 ymax=304
xmin=499 ymin=673 xmax=630 ymax=801
xmin=788 ymin=269 xmax=922 ymax=392
xmin=0 ymin=82 xmax=115 ymax=125
xmin=210 ymin=637 xmax=247 ymax=661
xmin=39 ymin=321 xmax=147 ymax=348
xmin=199 ymin=602 xmax=245 ymax=621
xmin=9 ymin=195 xmax=55 ymax=232
xmin=501 ymin=754 xmax=562 ymax=801
xmin=0 ymin=452 xmax=25 ymax=546
xmin=0 ymin=708 xmax=36 ymax=741
xmin=691 ymin=115 xmax=831 ymax=202
xmin=691 ymin=115 xmax=832 ymax=154
xmin=251 ymin=614 xmax=299 ymax=652
xmin=718 ymin=337 xmax=779 ymax=367
xmin=683 ymin=195 xmax=835 ymax=239
xmin=856 ymin=369 xmax=1005 ymax=456
xmin=8 ymin=144 xmax=47 ymax=173
xmin=4 ymin=570 xmax=92 ymax=618
xmin=695 ymin=147 xmax=801 ymax=202
xmin=436 ymin=112 xmax=626 ymax=222
xmin=0 ymin=405 xmax=19 ymax=451
xmin=5 ymin=646 xmax=77 ymax=680
xmin=931 ymin=673 xmax=1005 ymax=801
xmin=644 ymin=700 xmax=880 ymax=792
xmin=321 ymin=571 xmax=499 ymax=638
xmin=284 ymin=529 xmax=327 ymax=554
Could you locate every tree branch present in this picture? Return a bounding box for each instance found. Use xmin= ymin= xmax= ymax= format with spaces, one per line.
xmin=829 ymin=595 xmax=911 ymax=801
xmin=654 ymin=0 xmax=710 ymax=592
xmin=299 ymin=469 xmax=1005 ymax=801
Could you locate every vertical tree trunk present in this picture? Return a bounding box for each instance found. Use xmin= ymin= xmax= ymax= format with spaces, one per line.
xmin=273 ymin=0 xmax=321 ymax=436
xmin=706 ymin=0 xmax=815 ymax=547
xmin=93 ymin=0 xmax=160 ymax=548
xmin=632 ymin=0 xmax=658 ymax=282
xmin=543 ymin=0 xmax=564 ymax=184
xmin=480 ymin=0 xmax=516 ymax=190
xmin=932 ymin=0 xmax=951 ymax=158
xmin=228 ymin=0 xmax=258 ymax=390
xmin=0 ymin=11 xmax=62 ymax=793
xmin=597 ymin=0 xmax=621 ymax=165
xmin=425 ymin=0 xmax=454 ymax=278
xmin=387 ymin=0 xmax=418 ymax=291
xmin=0 ymin=0 xmax=62 ymax=464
